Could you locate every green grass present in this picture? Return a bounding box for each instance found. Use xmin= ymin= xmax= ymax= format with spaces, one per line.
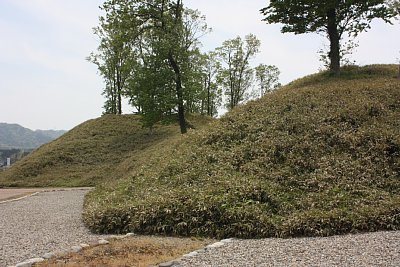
xmin=0 ymin=114 xmax=212 ymax=187
xmin=82 ymin=65 xmax=400 ymax=238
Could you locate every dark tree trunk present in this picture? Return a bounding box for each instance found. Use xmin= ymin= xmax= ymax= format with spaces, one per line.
xmin=117 ymin=91 xmax=122 ymax=114
xmin=207 ymin=74 xmax=211 ymax=116
xmin=164 ymin=0 xmax=186 ymax=134
xmin=398 ymin=64 xmax=400 ymax=79
xmin=112 ymin=79 xmax=117 ymax=114
xmin=116 ymin=68 xmax=122 ymax=114
xmin=168 ymin=54 xmax=187 ymax=134
xmin=327 ymin=8 xmax=340 ymax=76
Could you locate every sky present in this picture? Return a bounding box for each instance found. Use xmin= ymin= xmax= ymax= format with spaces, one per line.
xmin=0 ymin=0 xmax=399 ymax=130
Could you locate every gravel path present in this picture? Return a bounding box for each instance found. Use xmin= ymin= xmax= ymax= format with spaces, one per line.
xmin=179 ymin=231 xmax=400 ymax=267
xmin=1 ymin=190 xmax=399 ymax=267
xmin=0 ymin=189 xmax=108 ymax=267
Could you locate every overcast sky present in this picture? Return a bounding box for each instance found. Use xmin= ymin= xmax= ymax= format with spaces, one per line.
xmin=0 ymin=0 xmax=399 ymax=130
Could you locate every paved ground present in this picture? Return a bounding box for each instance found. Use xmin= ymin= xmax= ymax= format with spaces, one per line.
xmin=1 ymin=189 xmax=399 ymax=267
xmin=0 ymin=189 xmax=109 ymax=267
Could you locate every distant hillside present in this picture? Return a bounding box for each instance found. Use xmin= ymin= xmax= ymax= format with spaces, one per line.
xmin=35 ymin=129 xmax=67 ymax=139
xmin=0 ymin=114 xmax=212 ymax=187
xmin=0 ymin=123 xmax=66 ymax=149
xmin=81 ymin=65 xmax=400 ymax=238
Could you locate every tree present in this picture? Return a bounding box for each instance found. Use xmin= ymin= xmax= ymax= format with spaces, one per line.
xmin=92 ymin=0 xmax=209 ymax=133
xmin=216 ymin=34 xmax=261 ymax=110
xmin=199 ymin=51 xmax=222 ymax=117
xmin=317 ymin=38 xmax=359 ymax=69
xmin=88 ymin=1 xmax=136 ymax=114
xmin=254 ymin=64 xmax=281 ymax=97
xmin=261 ymin=0 xmax=397 ymax=75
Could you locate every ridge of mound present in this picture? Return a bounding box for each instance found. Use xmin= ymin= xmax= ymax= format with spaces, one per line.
xmin=83 ymin=65 xmax=400 ymax=238
xmin=0 ymin=115 xmax=211 ymax=187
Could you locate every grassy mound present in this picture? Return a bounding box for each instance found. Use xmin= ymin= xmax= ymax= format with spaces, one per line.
xmin=83 ymin=65 xmax=400 ymax=238
xmin=0 ymin=114 xmax=211 ymax=187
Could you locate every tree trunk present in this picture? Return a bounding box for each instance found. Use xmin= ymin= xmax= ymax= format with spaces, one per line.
xmin=398 ymin=64 xmax=400 ymax=79
xmin=168 ymin=54 xmax=187 ymax=134
xmin=176 ymin=78 xmax=187 ymax=134
xmin=207 ymin=75 xmax=211 ymax=116
xmin=164 ymin=0 xmax=186 ymax=134
xmin=116 ymin=74 xmax=122 ymax=114
xmin=327 ymin=8 xmax=340 ymax=76
xmin=112 ymin=78 xmax=117 ymax=114
xmin=117 ymin=91 xmax=122 ymax=114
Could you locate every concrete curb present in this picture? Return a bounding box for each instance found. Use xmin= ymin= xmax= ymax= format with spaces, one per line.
xmin=154 ymin=238 xmax=235 ymax=267
xmin=9 ymin=234 xmax=232 ymax=267
xmin=9 ymin=233 xmax=132 ymax=267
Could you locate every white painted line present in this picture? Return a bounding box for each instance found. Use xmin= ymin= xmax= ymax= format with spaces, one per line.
xmin=0 ymin=192 xmax=39 ymax=205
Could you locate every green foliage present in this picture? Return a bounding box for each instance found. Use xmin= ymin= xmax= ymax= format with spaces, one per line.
xmin=261 ymin=0 xmax=395 ymax=36
xmin=91 ymin=0 xmax=211 ymax=132
xmin=318 ymin=38 xmax=360 ymax=70
xmin=388 ymin=0 xmax=400 ymax=16
xmin=197 ymin=52 xmax=222 ymax=117
xmin=216 ymin=34 xmax=261 ymax=109
xmin=261 ymin=0 xmax=397 ymax=73
xmin=87 ymin=0 xmax=136 ymax=114
xmin=83 ymin=65 xmax=400 ymax=238
xmin=254 ymin=64 xmax=281 ymax=97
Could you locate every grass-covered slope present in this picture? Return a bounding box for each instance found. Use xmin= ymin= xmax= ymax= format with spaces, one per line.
xmin=83 ymin=65 xmax=400 ymax=238
xmin=0 ymin=115 xmax=209 ymax=187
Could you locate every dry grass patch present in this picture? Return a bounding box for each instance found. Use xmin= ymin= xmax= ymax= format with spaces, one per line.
xmin=35 ymin=236 xmax=213 ymax=267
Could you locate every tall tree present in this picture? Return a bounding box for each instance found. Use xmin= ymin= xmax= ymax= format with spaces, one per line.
xmin=261 ymin=0 xmax=396 ymax=75
xmin=254 ymin=64 xmax=281 ymax=97
xmin=134 ymin=1 xmax=208 ymax=133
xmin=88 ymin=1 xmax=136 ymax=114
xmin=92 ymin=0 xmax=209 ymax=133
xmin=216 ymin=34 xmax=261 ymax=110
xmin=200 ymin=51 xmax=222 ymax=117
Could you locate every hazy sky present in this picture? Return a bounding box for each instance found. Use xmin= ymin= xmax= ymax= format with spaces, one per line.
xmin=0 ymin=0 xmax=399 ymax=130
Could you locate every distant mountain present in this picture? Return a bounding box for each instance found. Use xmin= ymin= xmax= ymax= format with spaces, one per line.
xmin=35 ymin=129 xmax=67 ymax=139
xmin=0 ymin=123 xmax=66 ymax=149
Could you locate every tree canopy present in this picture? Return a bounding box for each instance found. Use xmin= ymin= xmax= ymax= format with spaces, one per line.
xmin=216 ymin=34 xmax=261 ymax=110
xmin=261 ymin=0 xmax=396 ymax=75
xmin=89 ymin=1 xmax=281 ymax=133
xmin=255 ymin=64 xmax=281 ymax=97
